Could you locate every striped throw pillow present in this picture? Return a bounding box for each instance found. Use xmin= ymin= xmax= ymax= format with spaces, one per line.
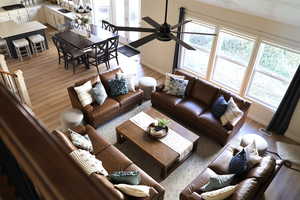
xmin=74 ymin=81 xmax=93 ymax=107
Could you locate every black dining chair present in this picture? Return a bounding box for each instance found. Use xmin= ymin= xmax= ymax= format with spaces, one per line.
xmin=87 ymin=41 xmax=109 ymax=74
xmin=102 ymin=20 xmax=118 ymax=34
xmin=52 ymin=35 xmax=66 ymax=66
xmin=106 ymin=36 xmax=120 ymax=69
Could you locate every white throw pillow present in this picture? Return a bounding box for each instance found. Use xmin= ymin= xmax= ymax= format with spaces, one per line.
xmin=244 ymin=141 xmax=262 ymax=167
xmin=70 ymin=149 xmax=108 ymax=176
xmin=201 ymin=185 xmax=237 ymax=200
xmin=164 ymin=73 xmax=185 ymax=92
xmin=220 ymin=98 xmax=243 ymax=126
xmin=68 ymin=129 xmax=93 ymax=153
xmin=115 ymin=184 xmax=151 ymax=197
xmin=117 ymin=72 xmax=136 ymax=92
xmin=74 ymin=81 xmax=93 ymax=107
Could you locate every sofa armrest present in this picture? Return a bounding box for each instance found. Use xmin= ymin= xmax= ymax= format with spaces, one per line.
xmin=191 ymin=192 xmax=203 ymax=200
xmin=156 ymin=84 xmax=165 ymax=92
xmin=67 ymin=86 xmax=83 ymax=110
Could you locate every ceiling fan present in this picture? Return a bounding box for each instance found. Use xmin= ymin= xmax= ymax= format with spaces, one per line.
xmin=115 ymin=0 xmax=217 ymax=50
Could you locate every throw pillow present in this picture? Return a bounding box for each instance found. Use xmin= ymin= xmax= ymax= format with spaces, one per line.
xmin=74 ymin=81 xmax=93 ymax=107
xmin=116 ymin=72 xmax=136 ymax=92
xmin=68 ymin=129 xmax=93 ymax=153
xmin=91 ymin=82 xmax=108 ymax=105
xmin=220 ymin=98 xmax=243 ymax=126
xmin=211 ymin=96 xmax=228 ymax=119
xmin=201 ymin=171 xmax=235 ymax=192
xmin=244 ymin=141 xmax=262 ymax=168
xmin=201 ymin=185 xmax=237 ymax=200
xmin=109 ymin=171 xmax=141 ymax=185
xmin=70 ymin=149 xmax=108 ymax=176
xmin=166 ymin=77 xmax=188 ymax=97
xmin=108 ymin=78 xmax=129 ymax=97
xmin=115 ymin=184 xmax=151 ymax=198
xmin=228 ymin=149 xmax=248 ymax=175
xmin=164 ymin=73 xmax=185 ymax=92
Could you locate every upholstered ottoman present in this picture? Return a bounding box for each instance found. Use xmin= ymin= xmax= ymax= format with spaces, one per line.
xmin=240 ymin=134 xmax=268 ymax=155
xmin=139 ymin=77 xmax=157 ymax=100
xmin=60 ymin=108 xmax=84 ymax=129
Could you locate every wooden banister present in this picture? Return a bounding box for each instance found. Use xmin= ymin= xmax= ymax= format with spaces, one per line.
xmin=0 ymin=70 xmax=17 ymax=77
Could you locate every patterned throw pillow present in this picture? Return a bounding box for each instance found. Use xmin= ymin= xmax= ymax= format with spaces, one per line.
xmin=108 ymin=78 xmax=129 ymax=97
xmin=68 ymin=129 xmax=93 ymax=153
xmin=163 ymin=73 xmax=185 ymax=92
xmin=200 ymin=171 xmax=235 ymax=192
xmin=220 ymin=98 xmax=243 ymax=126
xmin=116 ymin=72 xmax=136 ymax=92
xmin=166 ymin=77 xmax=188 ymax=97
xmin=115 ymin=184 xmax=151 ymax=197
xmin=70 ymin=149 xmax=108 ymax=176
xmin=229 ymin=149 xmax=248 ymax=175
xmin=74 ymin=81 xmax=93 ymax=107
xmin=91 ymin=82 xmax=108 ymax=105
xmin=201 ymin=185 xmax=237 ymax=200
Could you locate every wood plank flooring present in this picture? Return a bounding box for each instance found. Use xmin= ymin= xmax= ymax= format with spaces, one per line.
xmin=6 ymin=29 xmax=300 ymax=200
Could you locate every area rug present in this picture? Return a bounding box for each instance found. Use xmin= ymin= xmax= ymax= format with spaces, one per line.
xmin=118 ymin=45 xmax=140 ymax=57
xmin=97 ymin=101 xmax=221 ymax=200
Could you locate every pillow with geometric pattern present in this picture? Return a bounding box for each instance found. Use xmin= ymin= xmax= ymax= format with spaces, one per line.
xmin=68 ymin=129 xmax=93 ymax=153
xmin=108 ymin=78 xmax=129 ymax=97
xmin=165 ymin=76 xmax=188 ymax=97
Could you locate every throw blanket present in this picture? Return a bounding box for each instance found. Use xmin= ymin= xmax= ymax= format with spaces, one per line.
xmin=130 ymin=112 xmax=193 ymax=161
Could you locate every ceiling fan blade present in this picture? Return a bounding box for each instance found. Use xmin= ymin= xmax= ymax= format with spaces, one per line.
xmin=172 ymin=31 xmax=217 ymax=36
xmin=129 ymin=33 xmax=157 ymax=48
xmin=169 ymin=33 xmax=196 ymax=50
xmin=142 ymin=17 xmax=161 ymax=29
xmin=116 ymin=26 xmax=156 ymax=33
xmin=171 ymin=20 xmax=192 ymax=30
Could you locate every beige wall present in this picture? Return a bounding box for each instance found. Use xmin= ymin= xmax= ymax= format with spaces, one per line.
xmin=140 ymin=0 xmax=300 ymax=127
xmin=286 ymin=101 xmax=300 ymax=143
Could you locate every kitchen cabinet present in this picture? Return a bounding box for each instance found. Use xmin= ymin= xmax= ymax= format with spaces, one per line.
xmin=8 ymin=8 xmax=29 ymax=24
xmin=28 ymin=5 xmax=46 ymax=23
xmin=44 ymin=6 xmax=67 ymax=30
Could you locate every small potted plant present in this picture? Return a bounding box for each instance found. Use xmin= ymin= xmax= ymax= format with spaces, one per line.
xmin=147 ymin=118 xmax=170 ymax=139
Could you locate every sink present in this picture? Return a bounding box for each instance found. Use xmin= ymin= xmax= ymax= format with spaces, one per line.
xmin=58 ymin=9 xmax=72 ymax=14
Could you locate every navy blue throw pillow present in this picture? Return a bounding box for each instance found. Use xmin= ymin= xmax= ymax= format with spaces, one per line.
xmin=211 ymin=95 xmax=228 ymax=118
xmin=229 ymin=149 xmax=248 ymax=175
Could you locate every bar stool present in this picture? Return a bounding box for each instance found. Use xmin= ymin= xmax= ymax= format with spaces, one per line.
xmin=28 ymin=34 xmax=46 ymax=54
xmin=13 ymin=38 xmax=32 ymax=61
xmin=0 ymin=39 xmax=11 ymax=58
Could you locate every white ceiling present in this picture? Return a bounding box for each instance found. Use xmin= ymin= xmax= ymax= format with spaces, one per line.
xmin=196 ymin=0 xmax=300 ymax=27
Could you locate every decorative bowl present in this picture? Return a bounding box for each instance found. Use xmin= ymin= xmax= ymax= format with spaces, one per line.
xmin=146 ymin=123 xmax=168 ymax=139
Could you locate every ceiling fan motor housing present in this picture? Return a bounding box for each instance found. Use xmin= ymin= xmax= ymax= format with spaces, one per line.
xmin=157 ymin=23 xmax=172 ymax=41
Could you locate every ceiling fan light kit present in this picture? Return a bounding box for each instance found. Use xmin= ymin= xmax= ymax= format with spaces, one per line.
xmin=115 ymin=0 xmax=217 ymax=50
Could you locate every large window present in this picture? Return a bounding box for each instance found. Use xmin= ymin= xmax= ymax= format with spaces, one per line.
xmin=179 ymin=19 xmax=300 ymax=110
xmin=181 ymin=21 xmax=216 ymax=77
xmin=212 ymin=31 xmax=255 ymax=91
xmin=247 ymin=42 xmax=300 ymax=108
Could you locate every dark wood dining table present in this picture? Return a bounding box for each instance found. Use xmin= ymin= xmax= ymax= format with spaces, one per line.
xmin=55 ymin=25 xmax=117 ymax=50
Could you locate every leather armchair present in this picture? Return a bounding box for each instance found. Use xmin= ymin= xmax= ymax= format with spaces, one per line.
xmin=151 ymin=70 xmax=251 ymax=145
xmin=68 ymin=68 xmax=144 ymax=128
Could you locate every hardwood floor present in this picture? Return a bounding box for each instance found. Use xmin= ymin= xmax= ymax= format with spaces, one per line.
xmin=6 ymin=29 xmax=300 ymax=200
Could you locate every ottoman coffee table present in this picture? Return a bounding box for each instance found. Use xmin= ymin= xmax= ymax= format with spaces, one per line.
xmin=116 ymin=107 xmax=199 ymax=179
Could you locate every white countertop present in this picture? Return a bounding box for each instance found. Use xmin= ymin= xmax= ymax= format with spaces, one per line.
xmin=45 ymin=4 xmax=82 ymax=20
xmin=0 ymin=21 xmax=47 ymax=38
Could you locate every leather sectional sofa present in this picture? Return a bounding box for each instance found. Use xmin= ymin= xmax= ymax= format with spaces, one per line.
xmin=151 ymin=70 xmax=251 ymax=145
xmin=68 ymin=68 xmax=144 ymax=128
xmin=180 ymin=145 xmax=283 ymax=200
xmin=52 ymin=125 xmax=165 ymax=200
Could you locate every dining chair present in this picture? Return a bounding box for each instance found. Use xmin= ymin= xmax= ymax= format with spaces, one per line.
xmin=52 ymin=35 xmax=66 ymax=66
xmin=87 ymin=41 xmax=109 ymax=74
xmin=102 ymin=20 xmax=118 ymax=34
xmin=106 ymin=36 xmax=120 ymax=69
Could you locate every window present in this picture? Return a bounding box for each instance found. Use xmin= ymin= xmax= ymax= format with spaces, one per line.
xmin=91 ymin=0 xmax=111 ymax=25
xmin=247 ymin=42 xmax=300 ymax=108
xmin=212 ymin=31 xmax=255 ymax=91
xmin=180 ymin=21 xmax=216 ymax=77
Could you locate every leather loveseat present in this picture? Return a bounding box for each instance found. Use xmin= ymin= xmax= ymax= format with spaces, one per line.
xmin=68 ymin=68 xmax=144 ymax=128
xmin=151 ymin=70 xmax=251 ymax=145
xmin=180 ymin=145 xmax=283 ymax=200
xmin=52 ymin=125 xmax=165 ymax=200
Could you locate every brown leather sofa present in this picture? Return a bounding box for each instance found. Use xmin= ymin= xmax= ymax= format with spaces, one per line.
xmin=52 ymin=125 xmax=165 ymax=200
xmin=151 ymin=70 xmax=251 ymax=145
xmin=68 ymin=68 xmax=144 ymax=128
xmin=180 ymin=145 xmax=283 ymax=200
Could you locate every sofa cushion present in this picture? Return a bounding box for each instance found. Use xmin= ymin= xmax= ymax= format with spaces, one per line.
xmin=229 ymin=178 xmax=259 ymax=200
xmin=100 ymin=68 xmax=122 ymax=92
xmin=189 ymin=79 xmax=219 ymax=106
xmin=176 ymin=98 xmax=207 ymax=118
xmin=91 ymin=98 xmax=119 ymax=119
xmin=85 ymin=125 xmax=111 ymax=154
xmin=198 ymin=111 xmax=228 ymax=135
xmin=95 ymin=146 xmax=133 ymax=173
xmin=113 ymin=90 xmax=143 ymax=107
xmin=151 ymin=92 xmax=183 ymax=110
xmin=209 ymin=147 xmax=235 ymax=174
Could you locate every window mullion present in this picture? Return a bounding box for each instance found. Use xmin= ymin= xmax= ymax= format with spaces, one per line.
xmin=239 ymin=38 xmax=261 ymax=97
xmin=206 ymin=26 xmax=220 ymax=81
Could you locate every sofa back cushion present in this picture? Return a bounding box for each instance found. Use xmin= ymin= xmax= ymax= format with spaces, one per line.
xmin=189 ymin=79 xmax=219 ymax=106
xmin=75 ymin=75 xmax=100 ymax=87
xmin=100 ymin=68 xmax=123 ymax=93
xmin=219 ymin=89 xmax=251 ymax=112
